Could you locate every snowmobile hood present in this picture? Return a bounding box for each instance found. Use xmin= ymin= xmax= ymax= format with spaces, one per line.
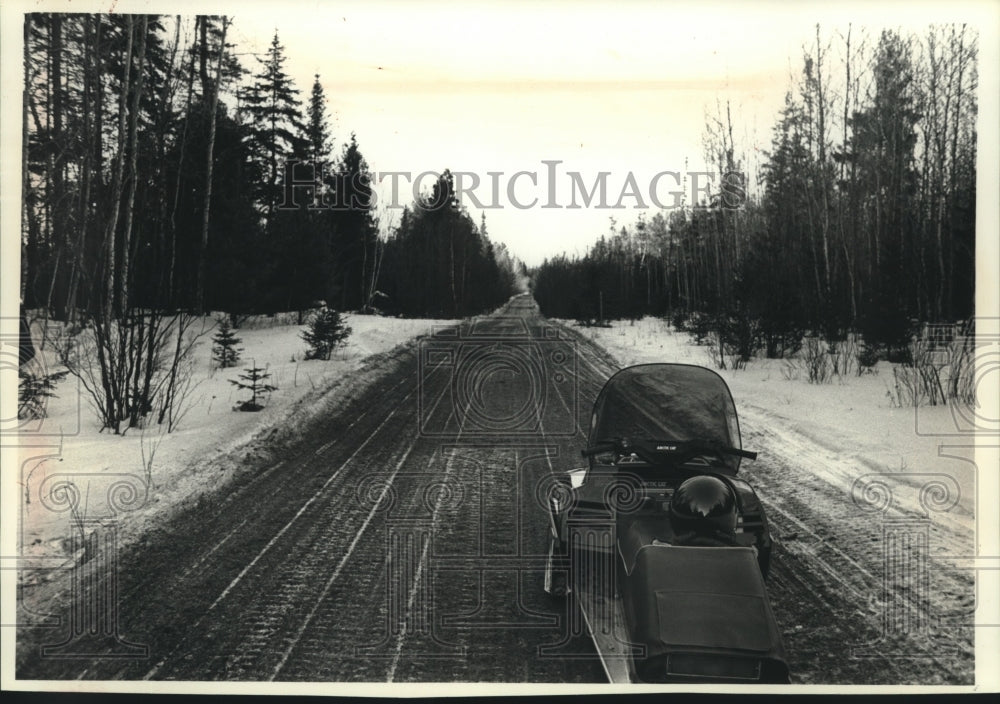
xmin=589 ymin=364 xmax=744 ymax=473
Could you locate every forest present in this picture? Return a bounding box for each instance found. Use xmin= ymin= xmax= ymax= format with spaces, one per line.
xmin=19 ymin=13 xmax=518 ymax=433
xmin=533 ymin=26 xmax=978 ymax=362
xmin=20 ymin=14 xmax=518 ymax=321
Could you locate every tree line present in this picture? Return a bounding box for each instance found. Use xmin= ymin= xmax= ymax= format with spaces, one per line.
xmin=21 ymin=13 xmax=517 ymax=321
xmin=533 ymin=25 xmax=977 ymax=358
xmin=19 ymin=13 xmax=517 ymax=434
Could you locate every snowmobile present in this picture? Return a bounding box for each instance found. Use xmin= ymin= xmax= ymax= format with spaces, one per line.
xmin=544 ymin=363 xmax=790 ymax=683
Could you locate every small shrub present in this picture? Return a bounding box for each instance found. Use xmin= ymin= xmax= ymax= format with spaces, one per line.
xmin=228 ymin=312 xmax=251 ymax=329
xmin=780 ymin=358 xmax=801 ymax=381
xmin=718 ymin=311 xmax=762 ymax=370
xmin=301 ymin=308 xmax=352 ymax=361
xmin=50 ymin=322 xmax=85 ymax=369
xmin=886 ymin=365 xmax=921 ymax=407
xmin=707 ymin=334 xmax=725 ymax=370
xmin=910 ymin=339 xmax=947 ymax=405
xmin=885 ymin=343 xmax=914 ymax=365
xmin=804 ymin=337 xmax=832 ymax=384
xmin=729 ymin=351 xmax=750 ymax=371
xmin=945 ymin=328 xmax=976 ymax=405
xmin=212 ymin=317 xmax=243 ymax=369
xmin=18 ymin=370 xmax=68 ymax=420
xmin=885 ymin=338 xmax=948 ymax=408
xmin=857 ymin=341 xmax=880 ymax=375
xmin=762 ymin=325 xmax=804 ymax=359
xmin=230 ymin=363 xmax=277 ymax=412
xmin=858 ymin=304 xmax=915 ymax=361
xmin=688 ymin=312 xmax=714 ymax=346
xmin=830 ymin=336 xmax=860 ymax=377
xmin=671 ymin=309 xmax=689 ymax=332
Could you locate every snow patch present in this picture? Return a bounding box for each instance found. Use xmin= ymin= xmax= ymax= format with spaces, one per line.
xmin=17 ymin=313 xmax=458 ymax=573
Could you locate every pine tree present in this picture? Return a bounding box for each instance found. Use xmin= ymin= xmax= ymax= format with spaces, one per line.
xmin=240 ymin=31 xmax=307 ymax=220
xmin=299 ymin=74 xmax=332 ymax=215
xmin=849 ymin=30 xmax=921 ymax=353
xmin=301 ymin=307 xmax=352 ymax=360
xmin=330 ymin=134 xmax=378 ymax=309
xmin=306 ymin=74 xmax=331 ymax=163
xmin=229 ymin=362 xmax=277 ymax=411
xmin=212 ymin=316 xmax=243 ymax=368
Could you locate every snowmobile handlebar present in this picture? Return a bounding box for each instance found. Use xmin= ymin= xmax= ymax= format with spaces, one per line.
xmin=582 ymin=438 xmax=757 ymax=462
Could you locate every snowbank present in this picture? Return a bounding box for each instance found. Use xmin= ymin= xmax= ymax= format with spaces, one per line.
xmin=17 ymin=313 xmax=457 ymax=580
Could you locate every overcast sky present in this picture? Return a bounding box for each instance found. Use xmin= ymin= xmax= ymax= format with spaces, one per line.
xmin=4 ymin=0 xmax=999 ymax=267
xmin=231 ymin=1 xmax=810 ymax=265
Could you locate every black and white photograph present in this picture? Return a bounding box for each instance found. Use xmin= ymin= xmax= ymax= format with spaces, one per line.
xmin=1 ymin=0 xmax=998 ymax=693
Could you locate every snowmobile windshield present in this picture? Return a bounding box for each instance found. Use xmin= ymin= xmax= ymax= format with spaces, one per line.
xmin=589 ymin=364 xmax=743 ymax=473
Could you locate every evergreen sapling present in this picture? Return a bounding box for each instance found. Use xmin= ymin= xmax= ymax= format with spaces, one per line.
xmin=229 ymin=362 xmax=277 ymax=412
xmin=212 ymin=317 xmax=244 ymax=368
xmin=301 ymin=307 xmax=352 ymax=361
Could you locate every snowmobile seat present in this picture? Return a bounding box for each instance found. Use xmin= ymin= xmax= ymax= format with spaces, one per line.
xmin=623 ymin=545 xmax=789 ymax=683
xmin=619 ymin=515 xmax=677 ymax=575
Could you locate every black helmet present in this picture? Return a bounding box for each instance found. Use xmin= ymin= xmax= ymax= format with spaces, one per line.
xmin=670 ymin=475 xmax=737 ymax=536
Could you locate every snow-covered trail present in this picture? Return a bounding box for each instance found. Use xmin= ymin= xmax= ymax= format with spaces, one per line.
xmin=14 ymin=305 xmax=974 ymax=684
xmin=15 ymin=298 xmax=608 ymax=683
